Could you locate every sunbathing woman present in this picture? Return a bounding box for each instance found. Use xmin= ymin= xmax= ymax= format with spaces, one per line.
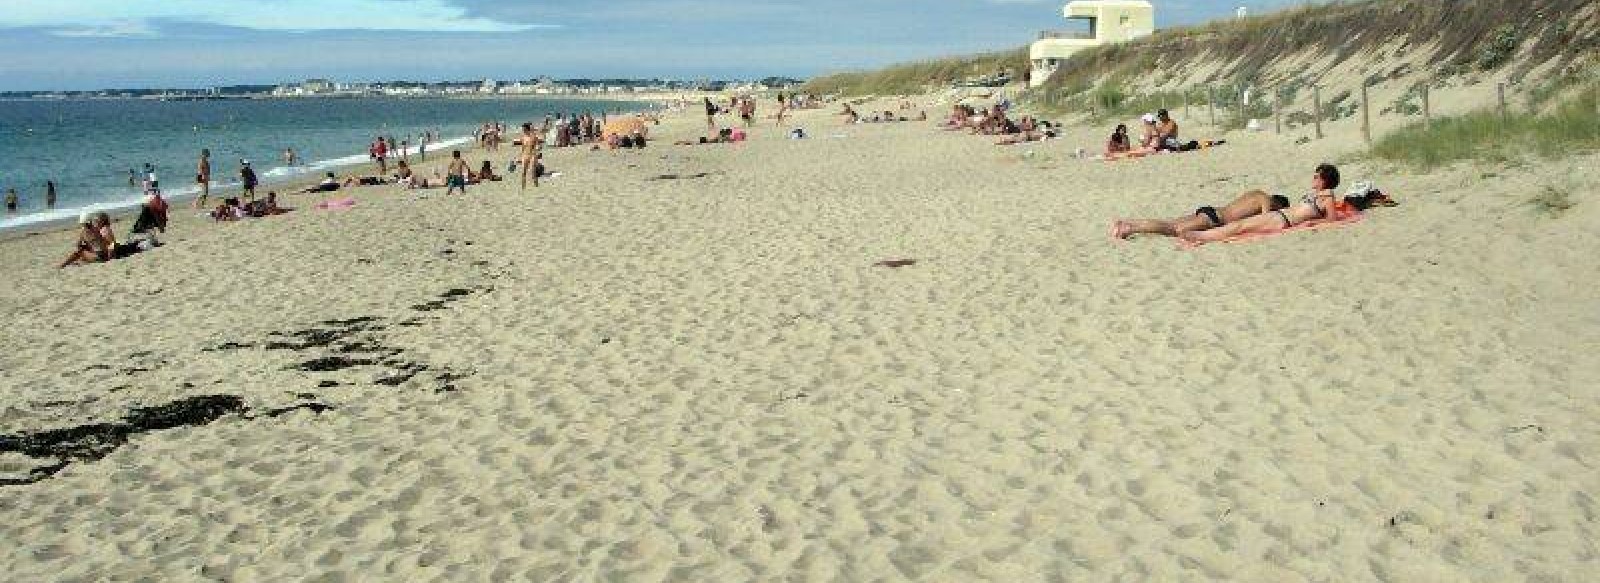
xmin=1180 ymin=164 xmax=1341 ymax=244
xmin=59 ymin=212 xmax=110 ymax=268
xmin=1113 ymin=190 xmax=1290 ymax=239
xmin=1106 ymin=124 xmax=1131 ymax=156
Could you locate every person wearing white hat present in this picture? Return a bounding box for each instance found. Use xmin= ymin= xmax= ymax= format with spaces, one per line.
xmin=1139 ymin=113 xmax=1160 ymax=149
xmin=59 ymin=211 xmax=110 ymax=268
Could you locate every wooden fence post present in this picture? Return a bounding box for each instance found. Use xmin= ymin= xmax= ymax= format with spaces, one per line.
xmin=1207 ymin=85 xmax=1216 ymax=127
xmin=1361 ymin=81 xmax=1371 ymax=145
xmin=1273 ymin=87 xmax=1282 ymax=134
xmin=1421 ymin=82 xmax=1431 ymax=130
xmin=1313 ymin=85 xmax=1324 ymax=139
xmin=1498 ymin=82 xmax=1508 ymax=121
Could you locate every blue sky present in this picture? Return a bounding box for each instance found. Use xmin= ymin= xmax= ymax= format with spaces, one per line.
xmin=0 ymin=1 xmax=1309 ymax=91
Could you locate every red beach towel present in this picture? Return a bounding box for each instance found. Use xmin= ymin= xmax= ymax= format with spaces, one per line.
xmin=1180 ymin=208 xmax=1366 ymax=249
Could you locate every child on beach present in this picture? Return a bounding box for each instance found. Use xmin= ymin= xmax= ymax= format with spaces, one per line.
xmin=445 ymin=151 xmax=469 ymax=195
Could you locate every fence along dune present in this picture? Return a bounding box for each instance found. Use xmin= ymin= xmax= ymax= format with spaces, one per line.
xmin=1035 ymin=0 xmax=1598 ymax=93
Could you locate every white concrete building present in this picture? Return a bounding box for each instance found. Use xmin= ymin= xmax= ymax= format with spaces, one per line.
xmin=1029 ymin=0 xmax=1155 ymax=87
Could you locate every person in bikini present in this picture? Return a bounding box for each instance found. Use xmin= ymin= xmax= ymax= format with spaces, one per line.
xmin=1112 ymin=190 xmax=1291 ymax=239
xmin=60 ymin=212 xmax=109 ymax=268
xmin=1106 ymin=124 xmax=1132 ymax=156
xmin=1180 ymin=164 xmax=1342 ymax=243
xmin=518 ymin=122 xmax=542 ymax=190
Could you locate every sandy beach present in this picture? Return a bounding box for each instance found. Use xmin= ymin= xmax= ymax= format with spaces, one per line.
xmin=2 ymin=96 xmax=1597 ymax=581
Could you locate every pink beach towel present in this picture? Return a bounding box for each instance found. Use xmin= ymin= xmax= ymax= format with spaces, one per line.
xmin=1180 ymin=210 xmax=1366 ymax=249
xmin=314 ymin=197 xmax=356 ymax=211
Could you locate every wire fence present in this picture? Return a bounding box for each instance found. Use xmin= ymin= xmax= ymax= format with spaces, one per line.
xmin=1024 ymin=74 xmax=1600 ymax=145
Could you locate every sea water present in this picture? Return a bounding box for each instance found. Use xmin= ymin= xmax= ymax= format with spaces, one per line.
xmin=0 ymin=97 xmax=646 ymax=231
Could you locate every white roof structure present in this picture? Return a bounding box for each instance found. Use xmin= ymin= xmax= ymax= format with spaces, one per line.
xmin=1028 ymin=0 xmax=1155 ymax=87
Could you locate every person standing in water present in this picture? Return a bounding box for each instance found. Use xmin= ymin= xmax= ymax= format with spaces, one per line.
xmin=4 ymin=188 xmax=17 ymax=213
xmin=45 ymin=181 xmax=56 ymax=209
xmin=194 ymin=149 xmax=212 ymax=209
xmin=128 ymin=168 xmax=137 ymax=188
xmin=518 ymin=122 xmax=543 ymax=191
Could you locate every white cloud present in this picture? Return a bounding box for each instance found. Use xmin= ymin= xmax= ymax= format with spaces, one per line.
xmin=49 ymin=19 xmax=157 ymax=38
xmin=0 ymin=0 xmax=548 ymax=36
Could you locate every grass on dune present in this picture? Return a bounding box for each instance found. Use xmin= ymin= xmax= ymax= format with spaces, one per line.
xmin=801 ymin=49 xmax=1028 ymax=97
xmin=1371 ymin=88 xmax=1600 ymax=169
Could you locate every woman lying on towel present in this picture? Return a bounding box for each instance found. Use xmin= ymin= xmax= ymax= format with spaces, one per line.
xmin=1112 ymin=190 xmax=1291 ymax=239
xmin=1179 ymin=164 xmax=1342 ymax=243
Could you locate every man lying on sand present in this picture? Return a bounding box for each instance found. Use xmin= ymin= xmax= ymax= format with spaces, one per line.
xmin=995 ymin=117 xmax=1059 ymax=145
xmin=1113 ymin=190 xmax=1291 ymax=239
xmin=299 ymin=173 xmax=341 ymax=194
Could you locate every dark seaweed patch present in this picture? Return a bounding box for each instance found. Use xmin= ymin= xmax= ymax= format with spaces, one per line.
xmin=0 ymin=395 xmax=246 ymax=486
xmin=295 ymin=356 xmax=378 ymax=372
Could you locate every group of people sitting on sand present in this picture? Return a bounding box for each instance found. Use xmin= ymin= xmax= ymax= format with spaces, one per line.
xmin=1111 ymin=163 xmax=1395 ymax=244
xmin=60 ymin=193 xmax=169 ymax=268
xmin=1102 ymin=110 xmax=1225 ymax=160
xmin=942 ymin=103 xmax=1060 ymax=144
xmin=840 ymin=103 xmax=928 ymax=124
xmin=210 ymin=192 xmax=291 ymax=221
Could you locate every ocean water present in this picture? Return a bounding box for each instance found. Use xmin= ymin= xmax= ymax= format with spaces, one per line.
xmin=0 ymin=97 xmax=646 ymax=230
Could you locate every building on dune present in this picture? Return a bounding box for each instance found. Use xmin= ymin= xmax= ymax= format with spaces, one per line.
xmin=1029 ymin=0 xmax=1156 ymax=87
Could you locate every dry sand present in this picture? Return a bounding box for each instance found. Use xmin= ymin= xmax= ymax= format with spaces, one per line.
xmin=1 ymin=96 xmax=1597 ymax=582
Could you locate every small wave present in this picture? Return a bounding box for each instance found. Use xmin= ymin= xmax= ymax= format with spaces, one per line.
xmin=2 ymin=135 xmax=475 ymax=233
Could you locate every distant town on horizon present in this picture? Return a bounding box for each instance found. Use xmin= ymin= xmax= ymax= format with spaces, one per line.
xmin=0 ymin=76 xmax=808 ymax=100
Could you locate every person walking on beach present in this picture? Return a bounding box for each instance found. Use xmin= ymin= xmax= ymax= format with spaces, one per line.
xmin=401 ymin=138 xmax=409 ymax=162
xmin=239 ymin=160 xmax=259 ymax=201
xmin=445 ymin=150 xmax=469 ymax=196
xmin=284 ymin=147 xmax=299 ymax=166
xmin=4 ymin=188 xmax=17 ymax=213
xmin=46 ymin=181 xmax=57 ymax=209
xmin=418 ymin=136 xmax=427 ymax=162
xmin=518 ymin=122 xmax=542 ymax=191
xmin=194 ymin=149 xmax=212 ymax=209
xmin=142 ymin=163 xmax=158 ymax=193
xmin=704 ymin=97 xmax=717 ymax=134
xmin=775 ymin=92 xmax=789 ymax=126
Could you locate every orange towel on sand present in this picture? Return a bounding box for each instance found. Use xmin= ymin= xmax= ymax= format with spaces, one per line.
xmin=1180 ymin=206 xmax=1365 ymax=249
